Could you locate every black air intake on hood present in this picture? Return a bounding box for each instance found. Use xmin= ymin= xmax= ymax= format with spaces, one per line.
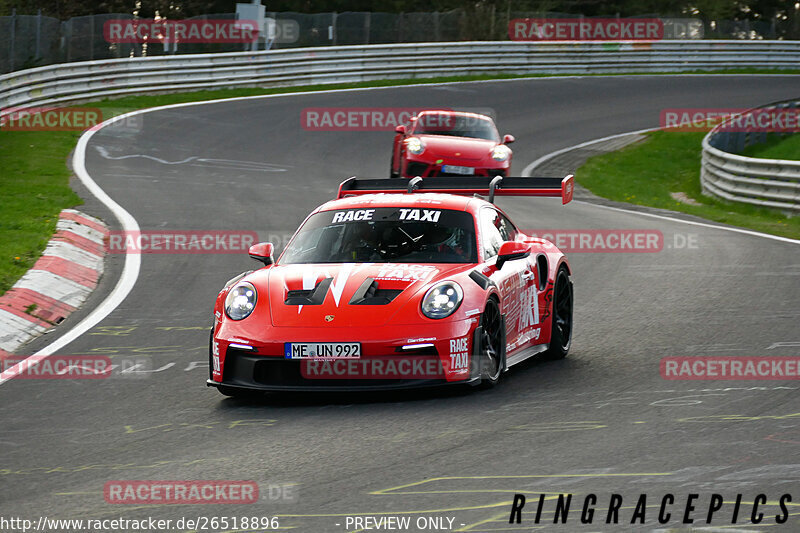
xmin=284 ymin=277 xmax=333 ymax=305
xmin=349 ymin=278 xmax=403 ymax=305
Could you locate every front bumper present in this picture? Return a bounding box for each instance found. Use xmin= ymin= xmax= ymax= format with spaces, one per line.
xmin=208 ymin=319 xmax=483 ymax=392
xmin=402 ymin=157 xmax=509 ymax=178
xmin=206 ymin=357 xmax=480 ymax=392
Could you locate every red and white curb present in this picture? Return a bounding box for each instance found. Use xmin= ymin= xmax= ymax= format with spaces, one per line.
xmin=0 ymin=209 xmax=108 ymax=355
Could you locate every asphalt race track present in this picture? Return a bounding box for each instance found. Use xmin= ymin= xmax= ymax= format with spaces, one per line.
xmin=2 ymin=75 xmax=800 ymax=532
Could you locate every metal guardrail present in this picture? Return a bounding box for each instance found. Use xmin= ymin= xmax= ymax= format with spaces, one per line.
xmin=1 ymin=40 xmax=800 ymax=113
xmin=701 ymin=99 xmax=800 ymax=213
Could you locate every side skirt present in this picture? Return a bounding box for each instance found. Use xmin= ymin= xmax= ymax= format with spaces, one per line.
xmin=505 ymin=343 xmax=549 ymax=369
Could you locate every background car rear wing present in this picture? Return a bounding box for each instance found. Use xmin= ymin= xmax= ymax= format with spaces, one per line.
xmin=337 ymin=175 xmax=574 ymax=204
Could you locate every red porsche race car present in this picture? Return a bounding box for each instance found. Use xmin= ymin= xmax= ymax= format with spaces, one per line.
xmin=208 ymin=175 xmax=574 ymax=396
xmin=390 ymin=110 xmax=515 ymax=178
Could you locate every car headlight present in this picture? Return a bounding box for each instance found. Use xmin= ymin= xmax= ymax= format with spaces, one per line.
xmin=406 ymin=137 xmax=425 ymax=155
xmin=225 ymin=282 xmax=257 ymax=320
xmin=491 ymin=145 xmax=511 ymax=161
xmin=421 ymin=281 xmax=463 ymax=319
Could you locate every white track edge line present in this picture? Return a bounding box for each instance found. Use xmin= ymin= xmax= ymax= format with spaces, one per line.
xmin=522 ymin=128 xmax=800 ymax=246
xmin=0 ymin=114 xmax=142 ymax=385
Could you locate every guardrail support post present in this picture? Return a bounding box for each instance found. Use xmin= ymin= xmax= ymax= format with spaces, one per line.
xmin=9 ymin=8 xmax=15 ymax=72
xmin=89 ymin=15 xmax=94 ymax=60
xmin=35 ymin=9 xmax=42 ymax=61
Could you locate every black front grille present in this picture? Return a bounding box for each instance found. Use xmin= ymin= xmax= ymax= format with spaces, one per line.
xmin=436 ymin=171 xmax=473 ymax=177
xmin=255 ymin=358 xmax=432 ymax=387
xmin=405 ymin=162 xmax=429 ymax=177
xmin=223 ymin=349 xmax=447 ymax=389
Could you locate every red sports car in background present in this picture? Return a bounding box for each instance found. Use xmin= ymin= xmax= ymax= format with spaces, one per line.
xmin=208 ymin=175 xmax=573 ymax=396
xmin=390 ymin=110 xmax=515 ymax=178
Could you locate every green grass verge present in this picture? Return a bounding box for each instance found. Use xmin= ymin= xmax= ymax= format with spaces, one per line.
xmin=740 ymin=134 xmax=800 ymax=161
xmin=574 ymin=130 xmax=800 ymax=240
xmin=0 ymin=130 xmax=83 ymax=294
xmin=2 ymin=70 xmax=799 ymax=296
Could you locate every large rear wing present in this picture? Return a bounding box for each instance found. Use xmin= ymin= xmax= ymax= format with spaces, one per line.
xmin=336 ymin=175 xmax=574 ymax=204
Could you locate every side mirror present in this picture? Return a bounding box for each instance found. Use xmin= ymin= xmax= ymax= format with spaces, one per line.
xmin=248 ymin=242 xmax=274 ymax=266
xmin=502 ymin=134 xmax=515 ymax=144
xmin=495 ymin=241 xmax=530 ymax=270
xmin=395 ymin=125 xmax=406 ymax=134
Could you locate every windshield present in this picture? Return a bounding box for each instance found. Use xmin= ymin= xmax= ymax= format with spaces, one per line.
xmin=280 ymin=207 xmax=478 ymax=264
xmin=412 ymin=114 xmax=499 ymax=141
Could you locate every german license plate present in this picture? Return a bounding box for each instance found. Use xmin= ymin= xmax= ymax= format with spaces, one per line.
xmin=441 ymin=165 xmax=475 ymax=175
xmin=284 ymin=342 xmax=361 ymax=359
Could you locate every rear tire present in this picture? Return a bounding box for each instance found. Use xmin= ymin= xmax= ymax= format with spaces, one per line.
xmin=542 ymin=266 xmax=573 ymax=360
xmin=476 ymin=298 xmax=504 ymax=388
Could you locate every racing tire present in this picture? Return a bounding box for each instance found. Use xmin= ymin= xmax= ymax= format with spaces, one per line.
xmin=477 ymin=298 xmax=504 ymax=388
xmin=390 ymin=147 xmax=400 ymax=178
xmin=542 ymin=266 xmax=573 ymax=360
